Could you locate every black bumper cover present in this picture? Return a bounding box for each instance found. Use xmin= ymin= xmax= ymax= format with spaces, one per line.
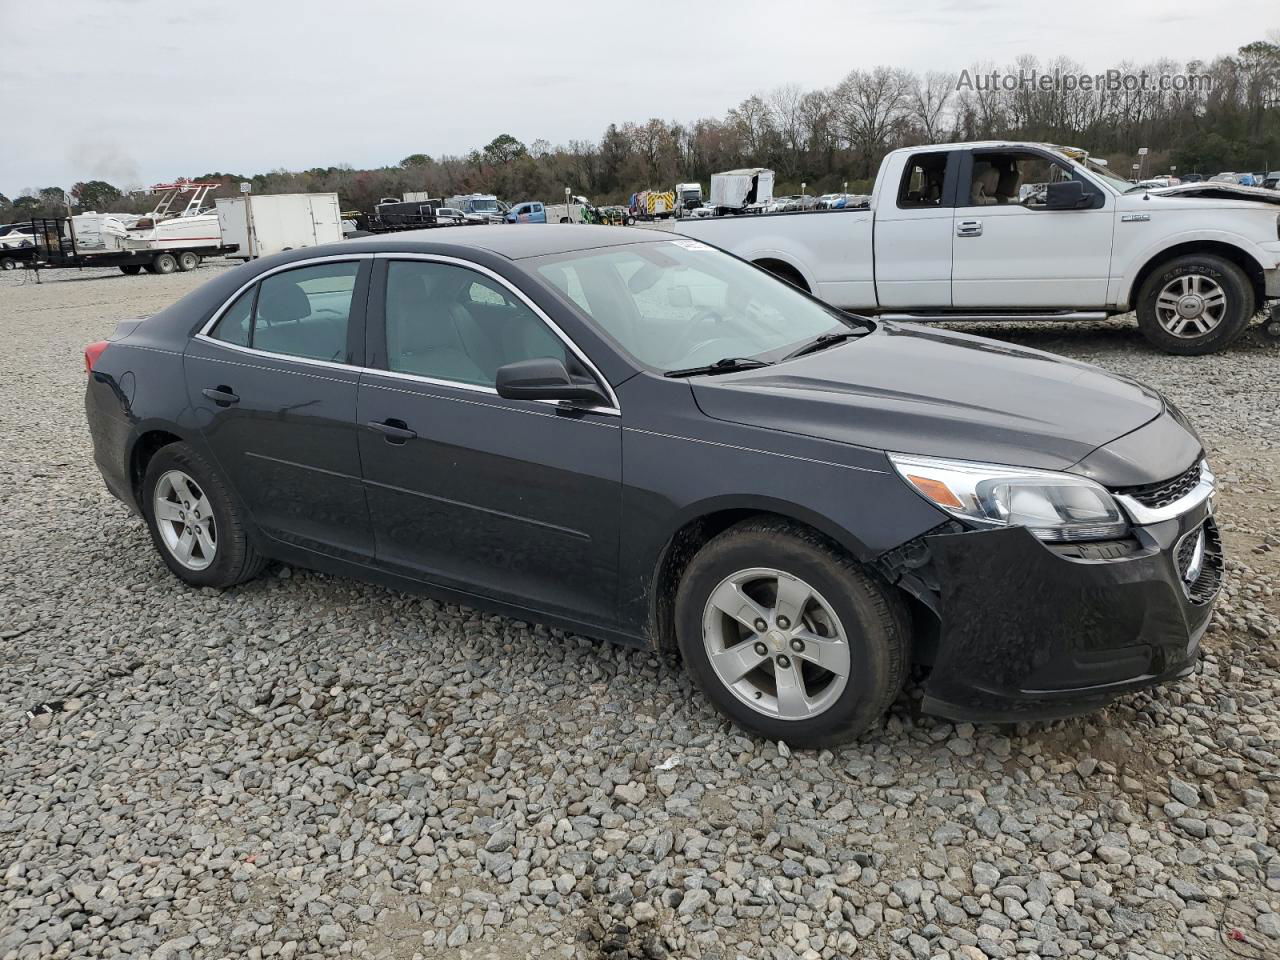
xmin=915 ymin=502 xmax=1219 ymax=722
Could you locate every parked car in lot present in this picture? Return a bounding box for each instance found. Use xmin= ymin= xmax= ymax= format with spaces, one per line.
xmin=435 ymin=207 xmax=469 ymax=224
xmin=675 ymin=140 xmax=1280 ymax=355
xmin=1263 ymin=172 xmax=1280 ymax=191
xmin=85 ymin=226 xmax=1222 ymax=745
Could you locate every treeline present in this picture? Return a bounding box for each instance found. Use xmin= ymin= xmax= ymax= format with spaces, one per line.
xmin=4 ymin=40 xmax=1278 ymax=220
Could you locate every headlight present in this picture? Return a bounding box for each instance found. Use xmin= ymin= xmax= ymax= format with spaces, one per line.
xmin=889 ymin=454 xmax=1129 ymax=542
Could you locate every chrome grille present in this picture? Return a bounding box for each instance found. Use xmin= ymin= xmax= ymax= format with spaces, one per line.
xmin=1177 ymin=519 xmax=1222 ymax=605
xmin=1116 ymin=458 xmax=1203 ymax=509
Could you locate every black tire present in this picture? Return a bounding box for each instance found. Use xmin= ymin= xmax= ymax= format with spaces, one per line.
xmin=177 ymin=251 xmax=200 ymax=271
xmin=674 ymin=518 xmax=907 ymax=747
xmin=1 ymin=257 xmax=15 ymax=271
xmin=141 ymin=442 xmax=266 ymax=589
xmin=1135 ymin=254 xmax=1254 ymax=355
xmin=119 ymin=264 xmax=143 ymax=275
xmin=152 ymin=252 xmax=178 ymax=275
xmin=1261 ymin=305 xmax=1280 ymax=340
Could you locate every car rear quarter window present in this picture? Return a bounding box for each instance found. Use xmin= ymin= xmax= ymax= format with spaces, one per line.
xmin=250 ymin=262 xmax=360 ymax=363
xmin=209 ymin=287 xmax=254 ymax=347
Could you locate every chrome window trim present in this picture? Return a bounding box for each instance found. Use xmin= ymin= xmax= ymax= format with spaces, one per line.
xmin=373 ymin=252 xmax=621 ymax=415
xmin=1114 ymin=462 xmax=1216 ymax=526
xmin=194 ymin=251 xmax=621 ymax=417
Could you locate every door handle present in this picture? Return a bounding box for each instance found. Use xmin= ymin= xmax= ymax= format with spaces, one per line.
xmin=368 ymin=418 xmax=416 ymax=443
xmin=202 ymin=386 xmax=239 ymax=406
xmin=956 ymin=219 xmax=983 ymax=237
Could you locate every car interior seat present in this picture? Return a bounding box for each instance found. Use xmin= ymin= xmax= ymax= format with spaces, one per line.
xmin=995 ymin=162 xmax=1022 ymax=204
xmin=970 ymin=162 xmax=1000 ymax=205
xmin=252 ymin=279 xmax=346 ymax=361
xmin=385 ymin=270 xmax=487 ymax=384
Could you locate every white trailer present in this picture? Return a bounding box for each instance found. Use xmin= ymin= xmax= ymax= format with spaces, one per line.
xmin=215 ymin=193 xmax=343 ymax=260
xmin=709 ymin=168 xmax=774 ymax=214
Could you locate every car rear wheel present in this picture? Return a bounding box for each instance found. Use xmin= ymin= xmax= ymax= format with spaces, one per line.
xmin=674 ymin=519 xmax=907 ymax=746
xmin=1136 ymin=254 xmax=1254 ymax=355
xmin=141 ymin=442 xmax=265 ymax=588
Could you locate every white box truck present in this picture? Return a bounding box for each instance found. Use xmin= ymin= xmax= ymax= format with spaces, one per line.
xmin=215 ymin=193 xmax=343 ymax=260
xmin=709 ymin=168 xmax=774 ymax=214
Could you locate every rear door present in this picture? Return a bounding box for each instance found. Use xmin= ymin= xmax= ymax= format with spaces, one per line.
xmin=185 ymin=256 xmax=374 ymax=557
xmin=950 ymin=148 xmax=1114 ymax=308
xmin=356 ymin=255 xmax=622 ymax=625
xmin=872 ymin=150 xmax=957 ymax=307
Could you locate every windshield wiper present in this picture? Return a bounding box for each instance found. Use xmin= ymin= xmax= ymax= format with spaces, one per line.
xmin=781 ymin=331 xmax=862 ymax=361
xmin=664 ymin=357 xmax=771 ymax=378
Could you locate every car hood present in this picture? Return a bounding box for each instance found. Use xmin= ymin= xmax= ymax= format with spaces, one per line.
xmin=1144 ymin=182 xmax=1280 ymax=206
xmin=690 ymin=323 xmax=1164 ymax=472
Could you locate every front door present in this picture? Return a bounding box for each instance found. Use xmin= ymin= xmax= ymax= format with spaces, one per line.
xmin=356 ymin=256 xmax=622 ymax=625
xmin=185 ymin=257 xmax=374 ymax=557
xmin=950 ymin=149 xmax=1115 ymax=309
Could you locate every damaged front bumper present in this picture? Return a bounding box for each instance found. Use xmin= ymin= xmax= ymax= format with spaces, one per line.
xmin=889 ymin=492 xmax=1221 ymax=723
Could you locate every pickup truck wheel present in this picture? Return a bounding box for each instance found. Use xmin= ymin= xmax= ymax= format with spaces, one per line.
xmin=152 ymin=252 xmax=179 ymax=275
xmin=1136 ymin=254 xmax=1254 ymax=355
xmin=674 ymin=519 xmax=907 ymax=747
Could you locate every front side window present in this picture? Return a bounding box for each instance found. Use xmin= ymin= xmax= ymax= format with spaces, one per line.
xmin=532 ymin=240 xmax=852 ymax=373
xmin=384 ymin=260 xmax=568 ymax=387
xmin=966 ymin=152 xmax=1078 ymax=207
xmin=250 ymin=262 xmax=360 ymax=362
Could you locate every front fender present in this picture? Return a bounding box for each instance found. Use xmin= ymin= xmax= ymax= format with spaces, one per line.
xmin=1112 ymin=228 xmax=1276 ymax=308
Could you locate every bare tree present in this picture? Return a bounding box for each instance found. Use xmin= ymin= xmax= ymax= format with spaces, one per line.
xmin=834 ymin=67 xmax=913 ymax=176
xmin=911 ymin=71 xmax=956 ymax=142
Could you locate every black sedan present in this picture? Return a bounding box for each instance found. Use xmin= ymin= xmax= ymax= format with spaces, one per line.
xmin=85 ymin=226 xmax=1221 ymax=745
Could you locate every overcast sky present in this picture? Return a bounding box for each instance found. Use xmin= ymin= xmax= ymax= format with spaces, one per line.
xmin=1 ymin=0 xmax=1274 ymax=195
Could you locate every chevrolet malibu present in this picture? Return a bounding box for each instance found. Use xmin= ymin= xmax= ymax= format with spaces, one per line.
xmin=85 ymin=226 xmax=1221 ymax=745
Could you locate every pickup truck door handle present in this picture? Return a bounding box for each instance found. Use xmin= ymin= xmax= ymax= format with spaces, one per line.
xmin=201 ymin=386 xmax=240 ymax=406
xmin=956 ymin=219 xmax=983 ymax=237
xmin=368 ymin=418 xmax=417 ymax=443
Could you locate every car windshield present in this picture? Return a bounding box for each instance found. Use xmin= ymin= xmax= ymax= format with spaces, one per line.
xmin=530 ymin=240 xmax=860 ymax=373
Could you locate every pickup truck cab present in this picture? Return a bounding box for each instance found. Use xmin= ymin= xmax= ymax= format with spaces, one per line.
xmin=674 ymin=141 xmax=1280 ymax=354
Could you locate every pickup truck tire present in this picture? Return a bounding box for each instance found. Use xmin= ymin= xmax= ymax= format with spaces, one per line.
xmin=674 ymin=518 xmax=907 ymax=746
xmin=1136 ymin=254 xmax=1254 ymax=355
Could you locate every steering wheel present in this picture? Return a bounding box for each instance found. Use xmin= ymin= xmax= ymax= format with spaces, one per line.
xmin=691 ymin=307 xmax=724 ymax=325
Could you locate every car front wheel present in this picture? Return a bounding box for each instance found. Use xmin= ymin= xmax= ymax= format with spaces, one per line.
xmin=141 ymin=442 xmax=265 ymax=588
xmin=674 ymin=519 xmax=907 ymax=747
xmin=1135 ymin=254 xmax=1254 ymax=355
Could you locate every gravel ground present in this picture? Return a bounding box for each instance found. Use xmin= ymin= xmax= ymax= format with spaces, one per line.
xmin=1 ymin=263 xmax=1278 ymax=960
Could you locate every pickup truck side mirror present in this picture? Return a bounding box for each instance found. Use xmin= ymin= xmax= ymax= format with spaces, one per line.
xmin=495 ymin=357 xmax=610 ymax=407
xmin=1044 ymin=180 xmax=1093 ymax=210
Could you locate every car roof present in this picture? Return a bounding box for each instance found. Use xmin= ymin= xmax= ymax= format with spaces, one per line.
xmin=346 ymin=224 xmax=666 ymax=260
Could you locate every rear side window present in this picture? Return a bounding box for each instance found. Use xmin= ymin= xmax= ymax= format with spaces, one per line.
xmin=209 ymin=287 xmax=254 ymax=346
xmin=897 ymin=153 xmax=948 ymax=208
xmin=250 ymin=262 xmax=360 ymax=362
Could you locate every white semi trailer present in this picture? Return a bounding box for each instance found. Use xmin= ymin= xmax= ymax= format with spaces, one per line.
xmin=216 ymin=193 xmax=343 ymax=260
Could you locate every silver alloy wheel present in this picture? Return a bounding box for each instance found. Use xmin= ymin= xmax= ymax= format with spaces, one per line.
xmin=1154 ymin=274 xmax=1227 ymax=338
xmin=152 ymin=469 xmax=216 ymax=571
xmin=701 ymin=567 xmax=851 ymax=721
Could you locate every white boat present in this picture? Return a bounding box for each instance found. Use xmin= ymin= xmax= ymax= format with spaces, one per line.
xmin=125 ymin=181 xmax=226 ymax=251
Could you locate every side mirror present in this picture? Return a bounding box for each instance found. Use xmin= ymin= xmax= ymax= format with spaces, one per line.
xmin=495 ymin=357 xmax=610 ymax=407
xmin=1045 ymin=180 xmax=1092 ymax=210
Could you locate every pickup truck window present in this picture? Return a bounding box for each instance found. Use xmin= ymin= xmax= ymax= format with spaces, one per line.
xmin=898 ymin=153 xmax=949 ymax=208
xmin=967 ymin=151 xmax=1080 ymax=207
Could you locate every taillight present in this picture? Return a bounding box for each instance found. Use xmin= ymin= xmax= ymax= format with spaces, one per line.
xmin=84 ymin=340 xmax=109 ymax=373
